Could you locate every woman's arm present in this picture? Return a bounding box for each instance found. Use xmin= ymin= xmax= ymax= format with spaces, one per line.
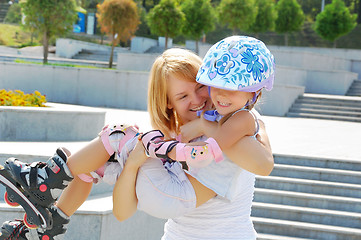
xmin=112 ymin=139 xmax=147 ymax=221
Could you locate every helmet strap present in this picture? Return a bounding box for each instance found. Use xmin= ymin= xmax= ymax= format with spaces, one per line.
xmin=245 ymin=90 xmax=261 ymax=108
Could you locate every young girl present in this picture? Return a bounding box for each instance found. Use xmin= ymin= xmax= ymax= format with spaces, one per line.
xmin=0 ymin=44 xmax=273 ymax=240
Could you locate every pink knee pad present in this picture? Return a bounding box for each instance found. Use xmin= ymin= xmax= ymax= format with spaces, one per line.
xmin=176 ymin=137 xmax=223 ymax=168
xmin=78 ymin=166 xmax=105 ymax=184
xmin=98 ymin=124 xmax=139 ymax=156
xmin=78 ymin=173 xmax=93 ymax=183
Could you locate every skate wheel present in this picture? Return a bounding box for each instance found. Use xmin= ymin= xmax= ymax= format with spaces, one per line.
xmin=41 ymin=235 xmax=50 ymax=240
xmin=23 ymin=213 xmax=38 ymax=229
xmin=4 ymin=192 xmax=20 ymax=207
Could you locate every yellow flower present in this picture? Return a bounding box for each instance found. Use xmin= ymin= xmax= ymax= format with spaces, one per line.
xmin=0 ymin=89 xmax=47 ymax=107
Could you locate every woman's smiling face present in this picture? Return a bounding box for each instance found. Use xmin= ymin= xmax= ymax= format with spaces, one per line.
xmin=167 ymin=74 xmax=212 ymax=124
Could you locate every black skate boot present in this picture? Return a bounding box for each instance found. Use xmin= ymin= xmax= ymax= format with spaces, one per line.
xmin=0 ymin=205 xmax=70 ymax=240
xmin=0 ymin=148 xmax=73 ymax=229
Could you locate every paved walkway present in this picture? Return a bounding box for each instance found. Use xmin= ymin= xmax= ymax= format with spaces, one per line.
xmin=0 ymin=105 xmax=360 ymax=163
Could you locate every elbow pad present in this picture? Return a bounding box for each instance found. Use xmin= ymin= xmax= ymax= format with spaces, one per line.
xmin=176 ymin=137 xmax=223 ymax=168
xmin=136 ymin=158 xmax=196 ymax=219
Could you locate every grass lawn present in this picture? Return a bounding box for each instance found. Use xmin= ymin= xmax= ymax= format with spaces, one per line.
xmin=0 ymin=23 xmax=39 ymax=47
xmin=14 ymin=59 xmax=115 ymax=70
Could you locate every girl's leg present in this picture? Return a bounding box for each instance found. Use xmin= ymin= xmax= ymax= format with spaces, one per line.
xmin=50 ymin=137 xmax=109 ymax=217
xmin=56 ymin=176 xmax=93 ymax=216
xmin=67 ymin=137 xmax=110 ymax=176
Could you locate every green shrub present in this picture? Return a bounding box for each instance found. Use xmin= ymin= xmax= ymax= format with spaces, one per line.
xmin=4 ymin=3 xmax=22 ymax=24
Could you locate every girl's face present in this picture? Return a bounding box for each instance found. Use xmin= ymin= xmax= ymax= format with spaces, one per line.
xmin=210 ymin=87 xmax=253 ymax=116
xmin=167 ymin=74 xmax=212 ymax=124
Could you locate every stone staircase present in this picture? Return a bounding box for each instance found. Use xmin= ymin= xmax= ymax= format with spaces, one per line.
xmin=0 ymin=0 xmax=10 ymax=22
xmin=346 ymin=80 xmax=361 ymax=97
xmin=1 ymin=153 xmax=360 ymax=239
xmin=253 ymin=154 xmax=361 ymax=240
xmin=72 ymin=49 xmax=117 ymax=64
xmin=287 ymin=93 xmax=361 ymax=122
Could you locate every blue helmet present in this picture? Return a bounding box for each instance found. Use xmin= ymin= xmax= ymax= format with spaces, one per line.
xmin=196 ymin=36 xmax=275 ymax=92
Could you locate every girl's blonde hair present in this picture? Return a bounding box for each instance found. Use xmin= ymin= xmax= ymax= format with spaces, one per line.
xmin=148 ymin=48 xmax=202 ymax=139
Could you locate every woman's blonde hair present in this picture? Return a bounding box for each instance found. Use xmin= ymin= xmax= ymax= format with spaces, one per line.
xmin=148 ymin=48 xmax=202 ymax=139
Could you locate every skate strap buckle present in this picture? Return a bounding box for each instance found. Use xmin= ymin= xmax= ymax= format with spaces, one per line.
xmin=47 ymin=159 xmax=61 ymax=174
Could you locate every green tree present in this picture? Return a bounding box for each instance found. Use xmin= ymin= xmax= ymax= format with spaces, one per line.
xmin=314 ymin=0 xmax=357 ymax=47
xmin=248 ymin=0 xmax=277 ymax=37
xmin=4 ymin=3 xmax=22 ymax=24
xmin=21 ymin=0 xmax=77 ymax=64
xmin=181 ymin=0 xmax=216 ymax=53
xmin=218 ymin=0 xmax=258 ymax=34
xmin=97 ymin=0 xmax=140 ymax=68
xmin=275 ymin=0 xmax=304 ymax=46
xmin=147 ymin=0 xmax=185 ymax=49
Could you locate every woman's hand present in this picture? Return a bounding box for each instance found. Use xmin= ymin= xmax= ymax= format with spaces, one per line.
xmin=125 ymin=137 xmax=148 ymax=170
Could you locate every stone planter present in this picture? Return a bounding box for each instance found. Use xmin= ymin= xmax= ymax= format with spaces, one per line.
xmin=0 ymin=103 xmax=106 ymax=141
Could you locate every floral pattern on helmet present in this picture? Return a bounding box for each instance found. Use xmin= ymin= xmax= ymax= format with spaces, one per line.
xmin=196 ymin=35 xmax=275 ymax=92
xmin=215 ymin=54 xmax=235 ymax=75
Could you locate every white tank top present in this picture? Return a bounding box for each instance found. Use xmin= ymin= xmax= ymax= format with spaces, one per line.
xmin=161 ymin=109 xmax=261 ymax=239
xmin=161 ymin=169 xmax=256 ymax=240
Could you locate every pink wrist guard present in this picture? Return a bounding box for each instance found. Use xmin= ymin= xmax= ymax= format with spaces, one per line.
xmin=141 ymin=130 xmax=164 ymax=153
xmin=176 ymin=137 xmax=223 ymax=168
xmin=141 ymin=130 xmax=178 ymax=162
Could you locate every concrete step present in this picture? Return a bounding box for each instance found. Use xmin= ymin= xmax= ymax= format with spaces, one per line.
xmin=288 ymin=107 xmax=361 ymax=118
xmin=73 ymin=50 xmax=117 ymax=62
xmin=253 ymin=217 xmax=361 ymax=240
xmin=271 ymin=164 xmax=361 ymax=184
xmin=347 ymin=85 xmax=361 ymax=91
xmin=257 ymin=233 xmax=314 ymax=240
xmin=252 ymin=202 xmax=361 ymax=229
xmin=286 ymin=112 xmax=361 ymax=122
xmin=274 ymin=154 xmax=361 ymax=171
xmin=346 ymin=90 xmax=361 ymax=96
xmin=348 ymin=80 xmax=361 ymax=87
xmin=297 ymin=94 xmax=361 ymax=107
xmin=256 ymin=176 xmax=361 ymax=198
xmin=290 ymin=102 xmax=361 ymax=112
xmin=349 ymin=87 xmax=361 ymax=92
xmin=0 ymin=194 xmax=166 ymax=240
xmin=80 ymin=49 xmax=114 ymax=55
xmin=254 ymin=188 xmax=361 ymax=213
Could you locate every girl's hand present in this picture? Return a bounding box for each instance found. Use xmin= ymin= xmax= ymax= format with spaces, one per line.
xmin=124 ymin=137 xmax=148 ymax=170
xmin=179 ymin=118 xmax=204 ymax=143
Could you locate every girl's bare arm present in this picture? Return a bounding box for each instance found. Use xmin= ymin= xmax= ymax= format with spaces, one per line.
xmin=223 ymin=119 xmax=274 ymax=176
xmin=180 ymin=115 xmax=274 ymax=176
